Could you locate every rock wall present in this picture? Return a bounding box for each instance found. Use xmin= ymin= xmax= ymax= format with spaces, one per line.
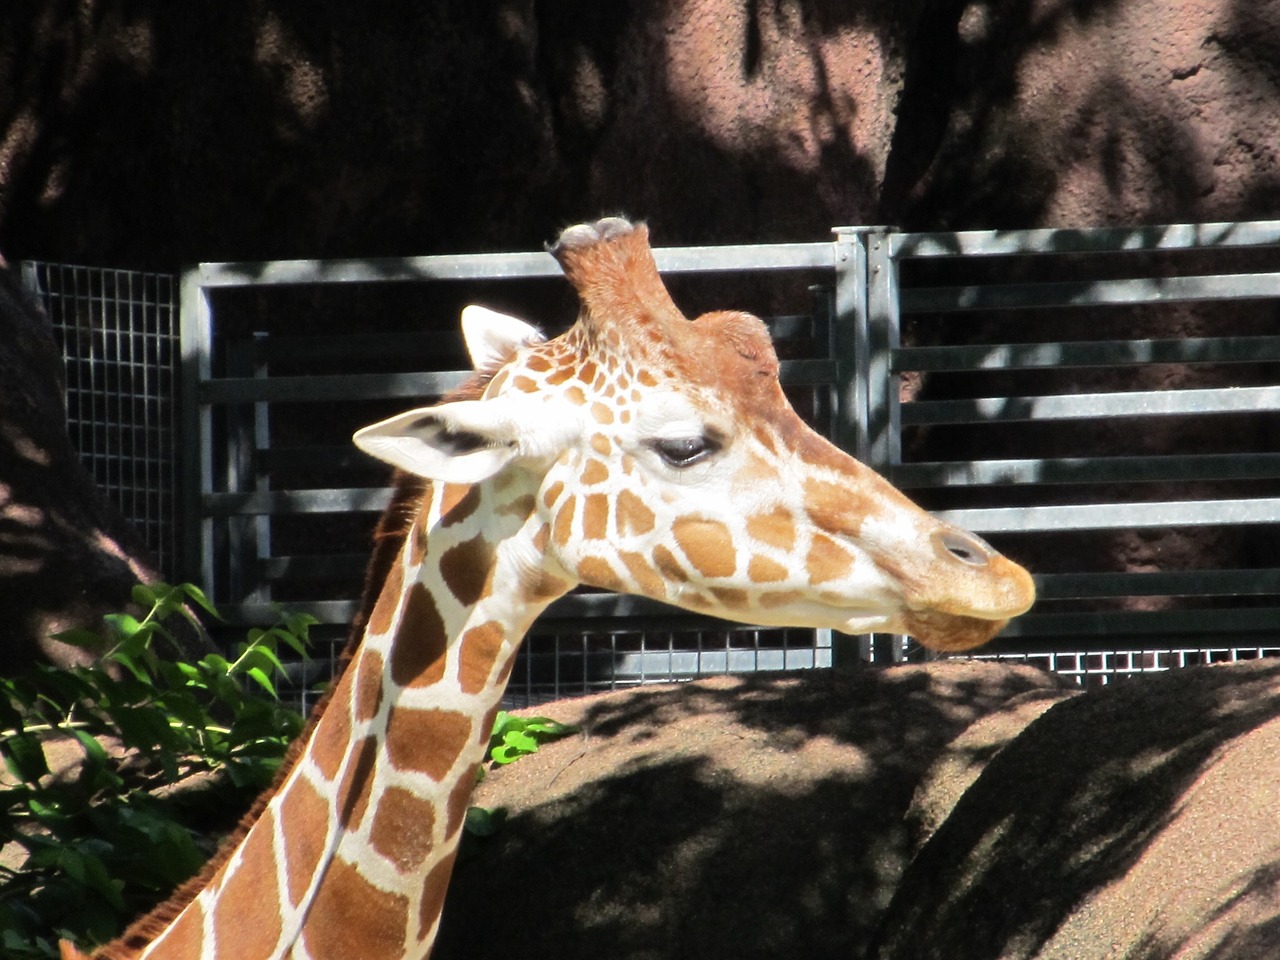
xmin=1 ymin=2 xmax=1278 ymax=268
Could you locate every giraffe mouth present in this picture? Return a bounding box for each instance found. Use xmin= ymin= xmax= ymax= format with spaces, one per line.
xmin=895 ymin=609 xmax=1014 ymax=652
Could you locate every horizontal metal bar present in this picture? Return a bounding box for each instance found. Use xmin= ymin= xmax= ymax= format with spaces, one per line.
xmin=903 ymin=384 xmax=1280 ymax=426
xmin=219 ymin=591 xmax=764 ymax=633
xmin=250 ymin=332 xmax=467 ymax=363
xmin=902 ymin=272 xmax=1280 ymax=314
xmin=779 ymin=358 xmax=838 ymax=385
xmin=655 ymin=242 xmax=835 ymax=273
xmin=257 ymin=445 xmax=381 ymax=472
xmin=260 ymin=554 xmax=370 ymax=580
xmin=892 ymin=452 xmax=1280 ymax=488
xmin=193 ymin=242 xmax=835 ymax=289
xmin=994 ymin=605 xmax=1280 ymax=640
xmin=936 ymin=497 xmax=1280 ymax=533
xmin=204 ymin=488 xmax=392 ymax=516
xmin=221 ymin=600 xmax=359 ymax=625
xmin=1035 ymin=568 xmax=1280 ymax=600
xmin=246 ymin=313 xmax=815 ymax=365
xmin=200 ymin=371 xmax=470 ymax=404
xmin=197 ymin=253 xmax=561 ymax=287
xmin=887 ymin=220 xmax=1280 ymax=260
xmin=205 ymin=354 xmax=824 ymax=405
xmin=894 ymin=336 xmax=1280 ymax=373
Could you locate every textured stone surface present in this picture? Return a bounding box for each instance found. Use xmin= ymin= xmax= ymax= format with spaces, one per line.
xmin=2 ymin=3 xmax=1278 ymax=267
xmin=432 ymin=662 xmax=1072 ymax=960
xmin=433 ymin=659 xmax=1280 ymax=960
xmin=873 ymin=658 xmax=1280 ymax=960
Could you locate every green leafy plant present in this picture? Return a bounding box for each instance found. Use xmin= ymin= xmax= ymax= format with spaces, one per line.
xmin=486 ymin=711 xmax=577 ymax=766
xmin=0 ymin=583 xmax=312 ymax=957
xmin=462 ymin=711 xmax=578 ymax=846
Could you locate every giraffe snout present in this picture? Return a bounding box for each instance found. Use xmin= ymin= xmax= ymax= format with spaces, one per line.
xmin=907 ymin=525 xmax=1036 ymax=630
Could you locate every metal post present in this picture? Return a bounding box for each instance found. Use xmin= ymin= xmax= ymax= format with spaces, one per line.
xmin=831 ymin=228 xmax=871 ymax=463
xmin=831 ymin=227 xmax=900 ymax=666
xmin=867 ymin=230 xmax=910 ymax=662
xmin=178 ymin=268 xmax=213 ymax=590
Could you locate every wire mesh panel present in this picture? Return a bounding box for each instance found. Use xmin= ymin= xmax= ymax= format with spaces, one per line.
xmin=963 ymin=644 xmax=1280 ymax=688
xmin=507 ymin=626 xmax=832 ymax=707
xmin=23 ymin=223 xmax=1280 ymax=707
xmin=20 ymin=262 xmax=180 ymax=578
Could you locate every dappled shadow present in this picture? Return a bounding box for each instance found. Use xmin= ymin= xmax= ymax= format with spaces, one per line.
xmin=432 ymin=660 xmax=1280 ymax=959
xmin=870 ymin=660 xmax=1280 ymax=960
xmin=432 ymin=663 xmax=1070 ymax=960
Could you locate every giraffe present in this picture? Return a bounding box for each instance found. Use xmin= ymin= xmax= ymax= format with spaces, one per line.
xmin=62 ymin=217 xmax=1034 ymax=960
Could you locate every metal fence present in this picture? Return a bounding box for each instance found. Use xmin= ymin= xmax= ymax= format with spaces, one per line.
xmin=179 ymin=244 xmax=840 ymax=706
xmin=20 ymin=261 xmax=181 ymax=577
xmin=20 ymin=219 xmax=1280 ymax=704
xmin=848 ymin=220 xmax=1280 ymax=680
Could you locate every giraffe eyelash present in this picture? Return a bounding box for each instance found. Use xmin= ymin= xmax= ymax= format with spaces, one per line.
xmin=646 ymin=434 xmax=722 ymax=468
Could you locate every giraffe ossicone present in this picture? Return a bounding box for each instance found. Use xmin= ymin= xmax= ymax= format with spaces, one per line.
xmin=65 ymin=217 xmax=1032 ymax=960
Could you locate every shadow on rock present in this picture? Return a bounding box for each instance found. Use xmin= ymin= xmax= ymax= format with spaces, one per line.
xmin=871 ymin=659 xmax=1280 ymax=960
xmin=432 ymin=662 xmax=1071 ymax=960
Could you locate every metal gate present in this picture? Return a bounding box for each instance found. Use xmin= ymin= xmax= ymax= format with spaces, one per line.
xmin=22 ymin=218 xmax=1280 ymax=703
xmin=178 ymin=243 xmax=841 ymax=705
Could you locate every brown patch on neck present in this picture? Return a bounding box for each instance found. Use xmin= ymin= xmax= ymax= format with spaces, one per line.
xmin=439 ymin=484 xmax=481 ymax=528
xmin=390 ymin=582 xmax=448 ymax=688
xmin=439 ymin=534 xmax=495 ymax=607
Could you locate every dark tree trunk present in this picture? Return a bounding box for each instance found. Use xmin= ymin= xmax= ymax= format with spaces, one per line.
xmin=0 ymin=259 xmax=191 ymax=672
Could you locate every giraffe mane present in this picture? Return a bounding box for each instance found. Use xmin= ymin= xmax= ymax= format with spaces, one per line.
xmin=85 ymin=372 xmax=494 ymax=960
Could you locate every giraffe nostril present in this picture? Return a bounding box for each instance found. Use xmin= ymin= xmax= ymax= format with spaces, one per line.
xmin=934 ymin=529 xmax=992 ymax=567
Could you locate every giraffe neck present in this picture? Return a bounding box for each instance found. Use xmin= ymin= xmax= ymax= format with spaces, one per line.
xmin=131 ymin=474 xmax=567 ymax=960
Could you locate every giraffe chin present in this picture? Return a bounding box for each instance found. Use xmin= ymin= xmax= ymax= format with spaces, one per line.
xmin=896 ymin=609 xmax=1012 ymax=653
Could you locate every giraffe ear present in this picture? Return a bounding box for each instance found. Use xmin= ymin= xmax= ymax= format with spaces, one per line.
xmin=353 ymin=399 xmax=520 ymax=483
xmin=460 ymin=305 xmax=544 ymax=372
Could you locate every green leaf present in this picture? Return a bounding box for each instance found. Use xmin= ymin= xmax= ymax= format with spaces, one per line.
xmin=103 ymin=613 xmax=144 ymax=641
xmin=199 ymin=653 xmax=231 ymax=677
xmin=252 ymin=640 xmax=287 ymax=674
xmin=502 ymin=729 xmax=540 ymax=754
xmin=246 ymin=667 xmax=277 ymax=698
xmin=177 ymin=582 xmax=220 ymax=618
xmin=523 ymin=717 xmax=577 ymax=739
xmin=69 ymin=728 xmax=109 ymax=766
xmin=1 ymin=734 xmax=49 ymax=783
xmin=108 ymin=705 xmax=174 ymax=752
xmin=463 ymin=805 xmax=507 ymax=837
xmin=110 ymin=650 xmax=151 ymax=684
xmin=51 ymin=628 xmax=107 ymax=652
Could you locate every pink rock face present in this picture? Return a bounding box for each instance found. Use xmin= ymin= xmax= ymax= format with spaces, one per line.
xmin=881 ymin=0 xmax=1280 ymax=228
xmin=2 ymin=5 xmax=1277 ymax=256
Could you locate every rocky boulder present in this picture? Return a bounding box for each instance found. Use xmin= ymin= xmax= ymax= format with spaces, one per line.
xmin=434 ymin=659 xmax=1280 ymax=960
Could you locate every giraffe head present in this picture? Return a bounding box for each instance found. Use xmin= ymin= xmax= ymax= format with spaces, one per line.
xmin=355 ymin=218 xmax=1034 ymax=651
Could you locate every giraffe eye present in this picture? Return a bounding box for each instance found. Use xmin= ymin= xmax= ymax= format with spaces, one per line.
xmin=648 ymin=435 xmax=721 ymax=468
